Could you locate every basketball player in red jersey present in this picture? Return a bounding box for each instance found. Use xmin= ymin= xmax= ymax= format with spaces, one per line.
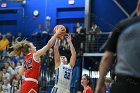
xmin=9 ymin=28 xmax=63 ymax=93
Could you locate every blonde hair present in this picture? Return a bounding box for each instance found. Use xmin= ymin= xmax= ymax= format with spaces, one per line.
xmin=9 ymin=38 xmax=31 ymax=56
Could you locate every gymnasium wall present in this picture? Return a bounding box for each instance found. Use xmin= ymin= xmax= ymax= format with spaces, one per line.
xmin=0 ymin=2 xmax=23 ymax=35
xmin=92 ymin=0 xmax=137 ymax=32
xmin=0 ymin=0 xmax=137 ymax=35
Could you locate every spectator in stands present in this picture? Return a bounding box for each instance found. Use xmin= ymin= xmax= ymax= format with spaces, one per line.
xmin=11 ymin=75 xmax=20 ymax=93
xmin=47 ymin=48 xmax=54 ymax=81
xmin=15 ymin=62 xmax=21 ymax=74
xmin=104 ymin=78 xmax=112 ymax=93
xmin=95 ymin=1 xmax=140 ymax=93
xmin=6 ymin=32 xmax=12 ymax=41
xmin=4 ymin=62 xmax=15 ymax=77
xmin=74 ymin=22 xmax=83 ymax=34
xmin=32 ymin=24 xmax=44 ymax=35
xmin=48 ymin=48 xmax=53 ymax=58
xmin=90 ymin=22 xmax=101 ymax=34
xmin=60 ymin=38 xmax=69 ymax=50
xmin=0 ymin=35 xmax=10 ymax=60
xmin=73 ymin=22 xmax=85 ymax=53
xmin=42 ymin=21 xmax=50 ymax=34
xmin=88 ymin=22 xmax=101 ymax=42
xmin=2 ymin=67 xmax=10 ymax=81
xmin=81 ymin=74 xmax=94 ymax=93
xmin=42 ymin=22 xmax=51 ymax=46
xmin=41 ymin=49 xmax=54 ymax=83
xmin=9 ymin=27 xmax=62 ymax=93
xmin=2 ymin=79 xmax=11 ymax=93
xmin=7 ymin=35 xmax=17 ymax=54
xmin=32 ymin=24 xmax=45 ymax=50
xmin=5 ymin=63 xmax=15 ymax=85
xmin=11 ymin=54 xmax=25 ymax=66
xmin=11 ymin=80 xmax=19 ymax=93
xmin=11 ymin=35 xmax=16 ymax=46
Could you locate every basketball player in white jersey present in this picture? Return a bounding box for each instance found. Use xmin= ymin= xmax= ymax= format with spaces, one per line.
xmin=51 ymin=34 xmax=76 ymax=93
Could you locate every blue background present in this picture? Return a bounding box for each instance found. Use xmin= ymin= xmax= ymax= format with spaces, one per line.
xmin=0 ymin=0 xmax=137 ymax=35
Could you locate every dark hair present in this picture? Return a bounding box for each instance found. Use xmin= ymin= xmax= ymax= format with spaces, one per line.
xmin=59 ymin=47 xmax=71 ymax=63
xmin=82 ymin=74 xmax=94 ymax=91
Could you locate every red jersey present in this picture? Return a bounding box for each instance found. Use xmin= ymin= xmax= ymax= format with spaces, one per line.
xmin=83 ymin=86 xmax=94 ymax=93
xmin=23 ymin=53 xmax=41 ymax=80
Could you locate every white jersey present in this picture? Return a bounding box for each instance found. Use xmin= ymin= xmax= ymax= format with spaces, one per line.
xmin=51 ymin=62 xmax=72 ymax=93
xmin=2 ymin=84 xmax=11 ymax=93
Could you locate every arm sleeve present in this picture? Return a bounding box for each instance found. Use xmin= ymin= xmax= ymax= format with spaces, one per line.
xmin=105 ymin=30 xmax=120 ymax=53
xmin=105 ymin=17 xmax=139 ymax=53
xmin=105 ymin=23 xmax=122 ymax=53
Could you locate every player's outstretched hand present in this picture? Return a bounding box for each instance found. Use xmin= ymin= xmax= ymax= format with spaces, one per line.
xmin=55 ymin=27 xmax=62 ymax=35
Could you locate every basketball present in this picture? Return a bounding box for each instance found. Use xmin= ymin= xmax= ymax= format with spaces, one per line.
xmin=53 ymin=25 xmax=66 ymax=38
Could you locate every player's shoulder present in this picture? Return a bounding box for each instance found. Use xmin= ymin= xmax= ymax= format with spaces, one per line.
xmin=119 ymin=17 xmax=140 ymax=26
xmin=55 ymin=61 xmax=63 ymax=69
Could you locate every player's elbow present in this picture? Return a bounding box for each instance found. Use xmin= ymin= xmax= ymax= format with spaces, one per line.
xmin=72 ymin=52 xmax=76 ymax=58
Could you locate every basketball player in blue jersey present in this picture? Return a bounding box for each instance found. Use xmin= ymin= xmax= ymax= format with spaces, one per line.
xmin=51 ymin=34 xmax=76 ymax=93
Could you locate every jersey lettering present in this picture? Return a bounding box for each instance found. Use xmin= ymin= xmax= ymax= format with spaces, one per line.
xmin=25 ymin=58 xmax=33 ymax=70
xmin=64 ymin=70 xmax=70 ymax=79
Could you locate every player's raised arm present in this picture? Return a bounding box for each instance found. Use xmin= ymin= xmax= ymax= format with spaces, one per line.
xmin=54 ymin=38 xmax=61 ymax=68
xmin=67 ymin=34 xmax=76 ymax=68
xmin=34 ymin=28 xmax=62 ymax=60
